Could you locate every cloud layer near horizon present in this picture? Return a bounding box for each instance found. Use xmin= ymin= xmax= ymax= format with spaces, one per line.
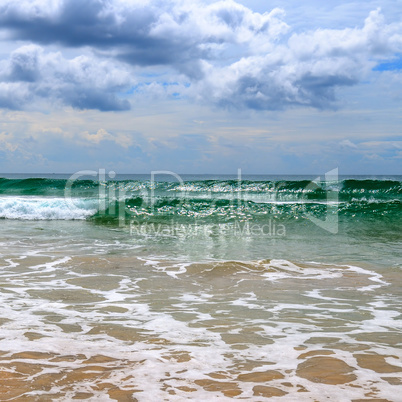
xmin=0 ymin=0 xmax=401 ymax=111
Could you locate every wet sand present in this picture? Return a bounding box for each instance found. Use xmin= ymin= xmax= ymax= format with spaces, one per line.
xmin=1 ymin=347 xmax=401 ymax=400
xmin=0 ymin=247 xmax=401 ymax=400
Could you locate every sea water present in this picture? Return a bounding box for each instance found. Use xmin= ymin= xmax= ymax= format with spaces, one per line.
xmin=0 ymin=174 xmax=401 ymax=400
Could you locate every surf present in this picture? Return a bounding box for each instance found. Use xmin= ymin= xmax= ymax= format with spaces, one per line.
xmin=0 ymin=176 xmax=400 ymax=222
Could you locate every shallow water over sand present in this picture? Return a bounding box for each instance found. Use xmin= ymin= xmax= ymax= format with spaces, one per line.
xmin=0 ymin=224 xmax=401 ymax=401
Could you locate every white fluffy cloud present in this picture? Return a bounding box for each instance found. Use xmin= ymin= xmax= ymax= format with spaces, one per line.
xmin=0 ymin=45 xmax=133 ymax=110
xmin=0 ymin=1 xmax=401 ymax=111
xmin=194 ymin=9 xmax=402 ymax=109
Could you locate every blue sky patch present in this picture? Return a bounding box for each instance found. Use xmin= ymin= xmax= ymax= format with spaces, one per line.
xmin=373 ymin=56 xmax=402 ymax=71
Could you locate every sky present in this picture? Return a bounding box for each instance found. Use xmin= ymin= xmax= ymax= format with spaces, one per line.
xmin=0 ymin=0 xmax=401 ymax=174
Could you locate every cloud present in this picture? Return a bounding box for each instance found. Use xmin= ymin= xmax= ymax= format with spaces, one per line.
xmin=0 ymin=1 xmax=401 ymax=111
xmin=0 ymin=130 xmax=17 ymax=152
xmin=194 ymin=9 xmax=402 ymax=110
xmin=0 ymin=44 xmax=133 ymax=111
xmin=339 ymin=140 xmax=358 ymax=149
xmin=82 ymin=128 xmax=134 ymax=148
xmin=334 ymin=139 xmax=402 ymax=162
xmin=0 ymin=0 xmax=287 ymax=77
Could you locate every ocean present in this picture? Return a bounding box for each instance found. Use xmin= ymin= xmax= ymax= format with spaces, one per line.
xmin=0 ymin=173 xmax=401 ymax=401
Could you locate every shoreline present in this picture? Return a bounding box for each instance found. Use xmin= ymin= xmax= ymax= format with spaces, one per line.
xmin=0 ymin=254 xmax=401 ymax=400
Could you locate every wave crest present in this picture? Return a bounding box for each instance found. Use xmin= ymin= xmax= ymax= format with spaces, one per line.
xmin=0 ymin=197 xmax=97 ymax=220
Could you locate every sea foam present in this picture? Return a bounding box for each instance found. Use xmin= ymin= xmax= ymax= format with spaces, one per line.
xmin=0 ymin=196 xmax=97 ymax=220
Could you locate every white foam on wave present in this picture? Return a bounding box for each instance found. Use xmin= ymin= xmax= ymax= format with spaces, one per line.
xmin=346 ymin=264 xmax=388 ymax=291
xmin=261 ymin=259 xmax=343 ymax=282
xmin=0 ymin=196 xmax=98 ymax=220
xmin=137 ymin=256 xmax=191 ymax=278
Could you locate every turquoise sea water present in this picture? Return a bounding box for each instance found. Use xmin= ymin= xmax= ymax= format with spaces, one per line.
xmin=0 ymin=174 xmax=401 ymax=400
xmin=0 ymin=174 xmax=401 ymax=264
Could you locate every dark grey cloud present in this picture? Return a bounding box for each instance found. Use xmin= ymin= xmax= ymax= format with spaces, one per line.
xmin=0 ymin=0 xmax=287 ymax=76
xmin=212 ymin=73 xmax=356 ymax=111
xmin=227 ymin=73 xmax=357 ymax=111
xmin=1 ymin=1 xmax=186 ymax=66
